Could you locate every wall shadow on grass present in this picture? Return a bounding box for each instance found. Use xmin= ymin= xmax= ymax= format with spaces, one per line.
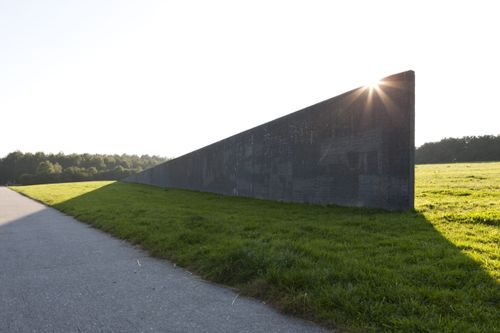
xmin=13 ymin=181 xmax=500 ymax=333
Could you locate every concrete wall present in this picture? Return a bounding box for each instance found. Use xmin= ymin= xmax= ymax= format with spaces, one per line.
xmin=125 ymin=70 xmax=415 ymax=210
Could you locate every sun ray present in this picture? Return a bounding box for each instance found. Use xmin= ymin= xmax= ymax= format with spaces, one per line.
xmin=375 ymin=85 xmax=399 ymax=113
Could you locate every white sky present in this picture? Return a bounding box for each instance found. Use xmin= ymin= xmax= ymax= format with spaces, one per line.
xmin=1 ymin=0 xmax=499 ymax=158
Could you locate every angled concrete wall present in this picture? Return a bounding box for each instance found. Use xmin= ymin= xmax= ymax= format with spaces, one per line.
xmin=125 ymin=71 xmax=415 ymax=210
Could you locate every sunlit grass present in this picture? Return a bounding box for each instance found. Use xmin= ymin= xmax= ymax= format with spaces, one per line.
xmin=11 ymin=162 xmax=500 ymax=333
xmin=416 ymin=163 xmax=500 ymax=280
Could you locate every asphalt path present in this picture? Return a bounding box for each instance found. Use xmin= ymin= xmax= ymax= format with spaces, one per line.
xmin=0 ymin=187 xmax=331 ymax=333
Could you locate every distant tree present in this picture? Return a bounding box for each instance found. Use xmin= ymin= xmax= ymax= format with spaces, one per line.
xmin=416 ymin=135 xmax=500 ymax=164
xmin=36 ymin=161 xmax=62 ymax=175
xmin=0 ymin=151 xmax=167 ymax=185
xmin=19 ymin=173 xmax=35 ymax=185
xmin=87 ymin=167 xmax=98 ymax=175
xmin=61 ymin=166 xmax=87 ymax=182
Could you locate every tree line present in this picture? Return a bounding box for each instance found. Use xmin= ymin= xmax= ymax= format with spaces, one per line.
xmin=1 ymin=135 xmax=498 ymax=185
xmin=0 ymin=151 xmax=167 ymax=185
xmin=416 ymin=135 xmax=500 ymax=164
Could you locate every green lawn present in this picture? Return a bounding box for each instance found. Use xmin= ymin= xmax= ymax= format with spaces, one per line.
xmin=11 ymin=162 xmax=499 ymax=333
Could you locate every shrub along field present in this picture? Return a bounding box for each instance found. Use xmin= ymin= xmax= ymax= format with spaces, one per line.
xmin=11 ymin=162 xmax=499 ymax=333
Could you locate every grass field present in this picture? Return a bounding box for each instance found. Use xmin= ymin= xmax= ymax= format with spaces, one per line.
xmin=11 ymin=162 xmax=500 ymax=332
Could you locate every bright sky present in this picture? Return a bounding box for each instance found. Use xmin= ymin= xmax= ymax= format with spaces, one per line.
xmin=1 ymin=1 xmax=499 ymax=158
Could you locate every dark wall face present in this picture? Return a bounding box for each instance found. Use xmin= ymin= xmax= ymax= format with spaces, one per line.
xmin=126 ymin=71 xmax=415 ymax=211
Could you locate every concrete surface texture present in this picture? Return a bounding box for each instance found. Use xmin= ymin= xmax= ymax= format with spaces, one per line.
xmin=0 ymin=187 xmax=330 ymax=333
xmin=126 ymin=71 xmax=415 ymax=211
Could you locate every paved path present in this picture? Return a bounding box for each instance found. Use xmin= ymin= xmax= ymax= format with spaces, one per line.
xmin=0 ymin=187 xmax=330 ymax=333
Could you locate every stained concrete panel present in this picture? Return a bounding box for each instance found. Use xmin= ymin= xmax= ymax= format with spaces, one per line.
xmin=125 ymin=71 xmax=415 ymax=210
